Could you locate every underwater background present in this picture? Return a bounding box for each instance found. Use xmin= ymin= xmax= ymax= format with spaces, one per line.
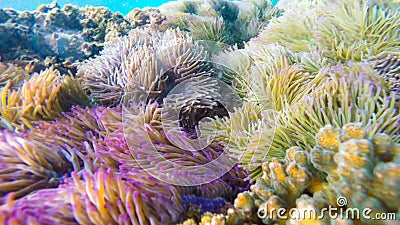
xmin=0 ymin=0 xmax=280 ymax=15
xmin=0 ymin=0 xmax=399 ymax=224
xmin=0 ymin=0 xmax=166 ymax=15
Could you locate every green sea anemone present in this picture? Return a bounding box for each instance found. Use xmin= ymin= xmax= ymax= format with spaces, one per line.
xmin=285 ymin=63 xmax=399 ymax=151
xmin=314 ymin=0 xmax=400 ymax=62
xmin=187 ymin=16 xmax=226 ymax=43
xmin=255 ymin=0 xmax=400 ymax=64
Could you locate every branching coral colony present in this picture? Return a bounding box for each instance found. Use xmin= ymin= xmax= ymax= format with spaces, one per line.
xmin=0 ymin=0 xmax=399 ymax=224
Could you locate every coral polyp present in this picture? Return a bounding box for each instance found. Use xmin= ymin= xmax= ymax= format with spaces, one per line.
xmin=189 ymin=123 xmax=399 ymax=224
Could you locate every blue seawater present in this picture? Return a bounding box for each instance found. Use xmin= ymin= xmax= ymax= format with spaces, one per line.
xmin=0 ymin=0 xmax=279 ymax=15
xmin=0 ymin=0 xmax=170 ymax=15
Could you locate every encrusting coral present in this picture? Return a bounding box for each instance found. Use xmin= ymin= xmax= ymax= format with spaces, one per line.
xmin=0 ymin=1 xmax=135 ymax=74
xmin=188 ymin=123 xmax=400 ymax=224
xmin=125 ymin=8 xmax=165 ymax=28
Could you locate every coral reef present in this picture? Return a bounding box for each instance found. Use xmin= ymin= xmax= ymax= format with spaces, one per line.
xmin=125 ymin=8 xmax=165 ymax=28
xmin=0 ymin=0 xmax=399 ymax=224
xmin=195 ymin=123 xmax=400 ymax=225
xmin=0 ymin=1 xmax=134 ymax=74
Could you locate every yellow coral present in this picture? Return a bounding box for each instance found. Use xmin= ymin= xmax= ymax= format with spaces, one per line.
xmin=315 ymin=125 xmax=341 ymax=151
xmin=227 ymin=124 xmax=399 ymax=224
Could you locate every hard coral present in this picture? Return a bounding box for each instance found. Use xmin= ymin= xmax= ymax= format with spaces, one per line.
xmin=0 ymin=2 xmax=134 ymax=74
xmin=223 ymin=123 xmax=400 ymax=224
xmin=311 ymin=123 xmax=400 ymax=224
xmin=125 ymin=8 xmax=165 ymax=28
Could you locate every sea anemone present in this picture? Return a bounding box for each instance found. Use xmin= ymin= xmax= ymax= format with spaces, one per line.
xmin=285 ymin=63 xmax=399 ymax=151
xmin=0 ymin=168 xmax=184 ymax=225
xmin=369 ymin=52 xmax=400 ymax=93
xmin=314 ymin=0 xmax=400 ymax=62
xmin=121 ymin=101 xmax=248 ymax=197
xmin=158 ymin=0 xmax=281 ymax=46
xmin=211 ymin=47 xmax=253 ymax=97
xmin=0 ymin=67 xmax=89 ymax=131
xmin=30 ymin=106 xmax=122 ymax=150
xmin=255 ymin=0 xmax=317 ymax=52
xmin=200 ymin=123 xmax=399 ymax=224
xmin=68 ymin=168 xmax=184 ymax=225
xmin=217 ymin=63 xmax=392 ymax=174
xmin=27 ymin=105 xmax=123 ymax=174
xmin=0 ymin=131 xmax=73 ymax=202
xmin=0 ymin=190 xmax=75 ymax=225
xmin=188 ymin=16 xmax=226 ymax=43
xmin=0 ymin=62 xmax=31 ymax=89
xmin=255 ymin=0 xmax=400 ymax=64
xmin=77 ymin=28 xmax=213 ymax=106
